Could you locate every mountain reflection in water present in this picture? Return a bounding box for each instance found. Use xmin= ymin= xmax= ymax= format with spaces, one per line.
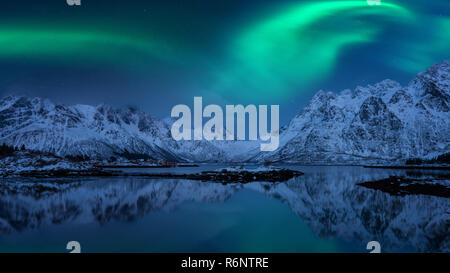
xmin=0 ymin=166 xmax=448 ymax=253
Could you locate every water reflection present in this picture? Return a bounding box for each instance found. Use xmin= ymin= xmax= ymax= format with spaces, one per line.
xmin=0 ymin=166 xmax=448 ymax=253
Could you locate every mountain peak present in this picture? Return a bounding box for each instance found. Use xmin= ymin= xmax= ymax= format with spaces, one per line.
xmin=1 ymin=61 xmax=449 ymax=163
xmin=256 ymin=61 xmax=449 ymax=163
xmin=408 ymin=60 xmax=450 ymax=98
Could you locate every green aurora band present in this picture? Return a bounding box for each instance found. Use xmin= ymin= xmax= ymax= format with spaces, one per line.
xmin=390 ymin=17 xmax=450 ymax=73
xmin=0 ymin=27 xmax=178 ymax=66
xmin=0 ymin=1 xmax=448 ymax=101
xmin=214 ymin=0 xmax=414 ymax=99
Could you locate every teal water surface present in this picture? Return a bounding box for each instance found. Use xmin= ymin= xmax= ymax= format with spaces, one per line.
xmin=0 ymin=166 xmax=448 ymax=253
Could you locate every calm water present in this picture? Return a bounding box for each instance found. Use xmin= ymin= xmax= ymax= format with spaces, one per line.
xmin=0 ymin=165 xmax=448 ymax=253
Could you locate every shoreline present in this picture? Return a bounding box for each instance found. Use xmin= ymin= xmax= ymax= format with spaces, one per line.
xmin=2 ymin=166 xmax=449 ymax=199
xmin=3 ymin=167 xmax=304 ymax=183
xmin=96 ymin=164 xmax=200 ymax=169
xmin=363 ymin=165 xmax=450 ymax=170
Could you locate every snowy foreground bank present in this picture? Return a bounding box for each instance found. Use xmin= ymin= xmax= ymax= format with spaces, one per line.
xmin=0 ymin=152 xmax=303 ymax=183
xmin=1 ymin=151 xmax=448 ymax=198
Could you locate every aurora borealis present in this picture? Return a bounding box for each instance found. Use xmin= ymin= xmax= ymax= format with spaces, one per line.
xmin=216 ymin=0 xmax=413 ymax=99
xmin=0 ymin=28 xmax=179 ymax=64
xmin=0 ymin=0 xmax=449 ymax=123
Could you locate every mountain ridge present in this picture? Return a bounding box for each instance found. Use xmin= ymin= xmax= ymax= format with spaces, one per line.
xmin=0 ymin=60 xmax=448 ymax=163
xmin=253 ymin=60 xmax=449 ymax=164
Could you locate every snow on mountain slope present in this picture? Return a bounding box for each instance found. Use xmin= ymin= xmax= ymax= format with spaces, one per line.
xmin=253 ymin=61 xmax=450 ymax=163
xmin=0 ymin=96 xmax=182 ymax=160
xmin=0 ymin=96 xmax=258 ymax=162
xmin=162 ymin=117 xmax=261 ymax=162
xmin=0 ymin=61 xmax=448 ymax=163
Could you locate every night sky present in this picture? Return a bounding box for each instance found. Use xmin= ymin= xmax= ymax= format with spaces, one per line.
xmin=0 ymin=0 xmax=449 ymax=124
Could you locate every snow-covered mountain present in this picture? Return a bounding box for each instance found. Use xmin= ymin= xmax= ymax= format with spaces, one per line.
xmin=0 ymin=96 xmax=182 ymax=160
xmin=0 ymin=61 xmax=448 ymax=163
xmin=0 ymin=95 xmax=256 ymax=162
xmin=254 ymin=60 xmax=450 ymax=163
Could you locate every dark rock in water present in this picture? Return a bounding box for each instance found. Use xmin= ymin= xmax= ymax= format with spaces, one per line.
xmin=139 ymin=168 xmax=304 ymax=183
xmin=11 ymin=167 xmax=303 ymax=183
xmin=357 ymin=176 xmax=450 ymax=198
